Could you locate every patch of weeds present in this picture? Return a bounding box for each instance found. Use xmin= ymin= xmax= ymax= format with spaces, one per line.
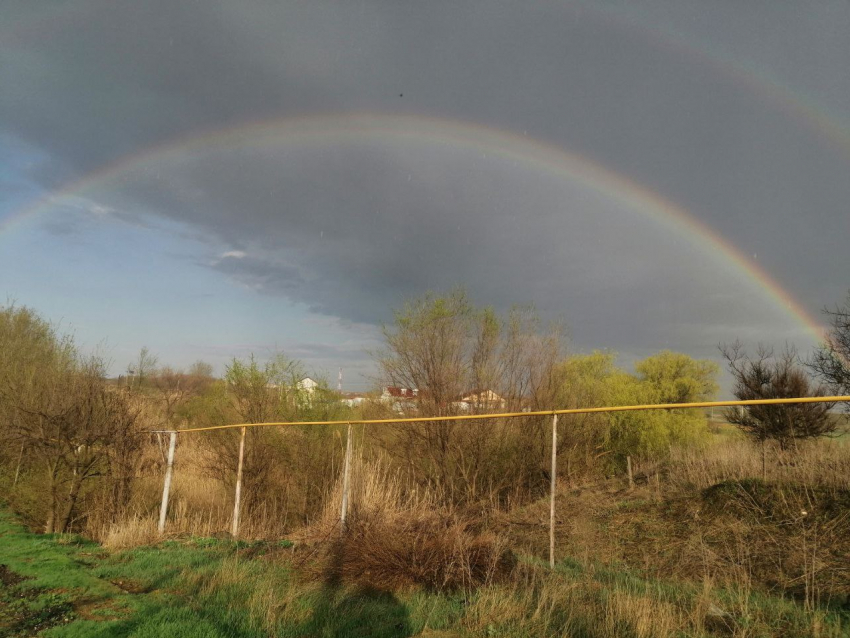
xmin=2 ymin=590 xmax=75 ymax=637
xmin=109 ymin=578 xmax=152 ymax=594
xmin=190 ymin=536 xmax=224 ymax=549
xmin=73 ymin=597 xmax=130 ymax=621
xmin=614 ymin=497 xmax=654 ymax=511
xmin=0 ymin=563 xmax=30 ymax=587
xmin=54 ymin=534 xmax=97 ymax=548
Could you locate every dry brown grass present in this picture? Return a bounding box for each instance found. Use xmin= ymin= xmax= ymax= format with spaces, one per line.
xmin=90 ymin=438 xmax=302 ymax=544
xmin=77 ymin=413 xmax=850 ymax=633
xmin=295 ymin=458 xmax=516 ymax=591
xmin=40 ymin=423 xmax=849 ymax=638
xmin=462 ymin=569 xmax=695 ymax=638
xmin=667 ymin=436 xmax=850 ymax=491
xmin=100 ymin=514 xmax=160 ymax=549
xmin=536 ymin=475 xmax=850 ymax=609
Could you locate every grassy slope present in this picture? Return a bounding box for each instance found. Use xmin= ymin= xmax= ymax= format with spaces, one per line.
xmin=0 ymin=507 xmax=463 ymax=638
xmin=2 ymin=506 xmax=847 ymax=638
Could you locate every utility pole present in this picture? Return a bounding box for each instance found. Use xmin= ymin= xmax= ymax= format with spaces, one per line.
xmin=232 ymin=427 xmax=247 ymax=538
xmin=338 ymin=367 xmax=353 ymax=528
xmin=549 ymin=414 xmax=558 ymax=569
xmin=340 ymin=422 xmax=353 ymax=527
xmin=158 ymin=432 xmax=177 ymax=534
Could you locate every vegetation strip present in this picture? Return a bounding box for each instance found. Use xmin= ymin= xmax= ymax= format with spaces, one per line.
xmin=2 ymin=504 xmax=848 ymax=637
xmin=2 ymin=293 xmax=850 ymax=636
xmin=157 ymin=395 xmax=850 ymax=434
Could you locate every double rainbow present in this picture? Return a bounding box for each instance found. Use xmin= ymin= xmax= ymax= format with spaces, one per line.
xmin=2 ymin=113 xmax=825 ymax=343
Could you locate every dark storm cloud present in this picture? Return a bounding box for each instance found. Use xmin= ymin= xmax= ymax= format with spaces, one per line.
xmin=71 ymin=136 xmax=811 ymax=365
xmin=3 ymin=0 xmax=849 ymax=358
xmin=209 ymin=254 xmax=304 ymax=295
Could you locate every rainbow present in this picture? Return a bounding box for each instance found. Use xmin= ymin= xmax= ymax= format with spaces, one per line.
xmin=1 ymin=112 xmax=826 ymax=343
xmin=579 ymin=2 xmax=850 ymax=161
xmin=5 ymin=2 xmax=850 ymax=165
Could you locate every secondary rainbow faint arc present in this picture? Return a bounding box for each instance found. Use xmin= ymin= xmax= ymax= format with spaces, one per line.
xmin=6 ymin=2 xmax=850 ymax=164
xmin=1 ymin=112 xmax=825 ymax=341
xmin=581 ymin=2 xmax=850 ymax=161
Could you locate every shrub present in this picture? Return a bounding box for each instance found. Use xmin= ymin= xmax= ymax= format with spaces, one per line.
xmin=315 ymin=510 xmax=516 ymax=591
xmin=298 ymin=459 xmax=516 ymax=591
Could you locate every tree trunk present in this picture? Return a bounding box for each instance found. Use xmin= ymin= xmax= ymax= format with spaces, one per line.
xmin=44 ymin=460 xmax=60 ymax=534
xmin=59 ymin=472 xmax=85 ymax=534
xmin=12 ymin=444 xmax=24 ymax=488
xmin=45 ymin=499 xmax=56 ymax=534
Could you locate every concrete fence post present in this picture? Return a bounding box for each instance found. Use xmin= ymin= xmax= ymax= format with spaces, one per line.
xmin=158 ymin=431 xmax=177 ymax=534
xmin=340 ymin=422 xmax=353 ymax=528
xmin=231 ymin=426 xmax=247 ymax=538
xmin=627 ymin=455 xmax=634 ymax=490
xmin=549 ymin=413 xmax=558 ymax=569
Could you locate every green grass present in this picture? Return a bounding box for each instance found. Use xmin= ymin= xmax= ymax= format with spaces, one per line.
xmin=2 ymin=506 xmax=847 ymax=637
xmin=0 ymin=507 xmax=461 ymax=637
xmin=0 ymin=509 xmax=251 ymax=637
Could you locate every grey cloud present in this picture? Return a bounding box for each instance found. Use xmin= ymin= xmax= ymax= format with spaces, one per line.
xmin=3 ymin=0 xmax=849 ymax=366
xmin=77 ymin=135 xmax=818 ymax=360
xmin=285 ymin=342 xmax=373 ymax=364
xmin=209 ymin=254 xmax=304 ymax=295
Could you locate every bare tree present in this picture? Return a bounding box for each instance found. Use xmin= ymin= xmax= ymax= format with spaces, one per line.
xmin=150 ymin=364 xmax=215 ymax=430
xmin=188 ymin=360 xmax=215 ymax=379
xmin=375 ymin=290 xmax=565 ymax=504
xmin=127 ymin=346 xmax=158 ymax=389
xmin=49 ymin=360 xmax=143 ymax=532
xmin=808 ymin=291 xmax=850 ymax=412
xmin=0 ymin=305 xmax=143 ymax=532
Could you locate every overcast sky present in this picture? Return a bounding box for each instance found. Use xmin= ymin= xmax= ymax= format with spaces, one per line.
xmin=1 ymin=1 xmax=848 ymax=392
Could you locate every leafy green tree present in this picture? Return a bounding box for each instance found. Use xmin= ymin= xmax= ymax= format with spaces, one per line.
xmin=634 ymin=350 xmax=718 ymax=449
xmin=555 ymin=350 xmax=717 ymax=471
xmin=606 ymin=370 xmax=671 ymax=462
xmin=553 ymin=352 xmax=617 ymax=478
xmin=635 ymin=350 xmax=719 ymax=404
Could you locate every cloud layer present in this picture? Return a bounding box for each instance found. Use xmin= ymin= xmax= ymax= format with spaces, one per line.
xmin=2 ymin=0 xmax=848 ymax=378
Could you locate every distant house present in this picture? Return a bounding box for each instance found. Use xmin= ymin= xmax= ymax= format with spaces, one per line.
xmin=381 ymin=386 xmax=419 ymax=412
xmin=341 ymin=392 xmax=366 ymax=407
xmin=453 ymin=389 xmax=506 ymax=412
xmin=297 ymin=377 xmax=319 ymax=394
xmin=381 ymin=386 xmax=419 ymax=400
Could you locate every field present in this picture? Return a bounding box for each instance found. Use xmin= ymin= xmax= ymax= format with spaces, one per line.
xmin=3 ymin=302 xmax=850 ymax=636
xmin=3 ymin=436 xmax=850 ymax=638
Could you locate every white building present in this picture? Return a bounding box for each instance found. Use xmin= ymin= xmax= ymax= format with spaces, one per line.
xmin=380 ymin=386 xmax=419 ymax=413
xmin=297 ymin=377 xmax=319 ymax=394
xmin=341 ymin=393 xmax=366 ymax=407
xmin=452 ymin=389 xmax=506 ymax=412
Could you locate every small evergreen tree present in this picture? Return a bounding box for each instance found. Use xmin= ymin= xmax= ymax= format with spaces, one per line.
xmin=721 ymin=342 xmax=835 ymax=449
xmin=808 ymin=290 xmax=850 ymax=412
